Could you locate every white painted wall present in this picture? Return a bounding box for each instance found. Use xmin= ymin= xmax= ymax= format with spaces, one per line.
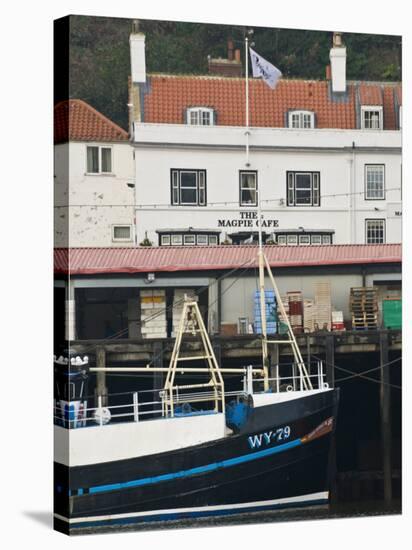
xmin=132 ymin=124 xmax=401 ymax=245
xmin=54 ymin=141 xmax=135 ymax=247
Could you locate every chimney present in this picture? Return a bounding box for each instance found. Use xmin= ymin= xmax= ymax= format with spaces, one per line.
xmin=130 ymin=21 xmax=146 ymax=83
xmin=208 ymin=40 xmax=242 ymax=77
xmin=329 ymin=32 xmax=346 ymax=93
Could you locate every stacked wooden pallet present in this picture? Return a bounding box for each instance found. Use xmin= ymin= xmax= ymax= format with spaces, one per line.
xmin=140 ymin=289 xmax=167 ymax=338
xmin=313 ymin=281 xmax=332 ymax=331
xmin=350 ymin=287 xmax=378 ymax=330
xmin=172 ymin=289 xmax=198 ymax=336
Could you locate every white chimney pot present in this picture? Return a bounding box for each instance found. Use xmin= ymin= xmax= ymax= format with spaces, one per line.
xmin=329 ymin=45 xmax=346 ymax=93
xmin=130 ymin=33 xmax=146 ymax=83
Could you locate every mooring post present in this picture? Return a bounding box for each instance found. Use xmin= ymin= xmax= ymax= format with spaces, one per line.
xmin=153 ymin=341 xmax=164 ymax=412
xmin=380 ymin=329 xmax=392 ymax=502
xmin=95 ymin=346 xmax=108 ymax=407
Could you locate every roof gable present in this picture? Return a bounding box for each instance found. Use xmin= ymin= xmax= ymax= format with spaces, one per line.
xmin=54 ymin=99 xmax=128 ymax=144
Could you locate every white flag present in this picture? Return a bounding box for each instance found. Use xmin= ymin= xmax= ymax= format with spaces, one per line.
xmin=249 ymin=47 xmax=282 ymax=89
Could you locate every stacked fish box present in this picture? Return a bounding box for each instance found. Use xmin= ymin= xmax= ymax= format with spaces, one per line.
xmin=287 ymin=291 xmax=303 ymax=334
xmin=303 ymin=299 xmax=315 ymax=333
xmin=313 ymin=282 xmax=332 ymax=331
xmin=254 ymin=290 xmax=277 ymax=334
xmin=278 ymin=295 xmax=290 ymax=334
xmin=172 ymin=289 xmax=198 ymax=337
xmin=332 ymin=311 xmax=345 ymax=331
xmin=140 ymin=289 xmax=167 ymax=339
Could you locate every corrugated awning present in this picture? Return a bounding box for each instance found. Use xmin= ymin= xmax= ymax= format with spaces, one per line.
xmin=54 ymin=244 xmax=401 ymax=276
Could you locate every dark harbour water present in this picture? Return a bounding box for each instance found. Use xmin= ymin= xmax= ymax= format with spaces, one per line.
xmin=73 ymin=500 xmax=401 ymax=536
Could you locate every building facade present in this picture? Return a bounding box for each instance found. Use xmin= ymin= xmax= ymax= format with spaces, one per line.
xmin=129 ymin=33 xmax=402 ymax=247
xmin=54 ymin=99 xmax=135 ymax=247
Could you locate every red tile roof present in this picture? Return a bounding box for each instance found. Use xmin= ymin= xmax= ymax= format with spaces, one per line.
xmin=54 ymin=244 xmax=401 ymax=275
xmin=54 ymin=99 xmax=128 ymax=144
xmin=142 ymin=75 xmax=400 ymax=130
xmin=383 ymin=87 xmax=396 ymax=130
xmin=358 ymin=84 xmax=383 ymax=105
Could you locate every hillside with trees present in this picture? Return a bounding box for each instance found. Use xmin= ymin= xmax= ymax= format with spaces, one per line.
xmin=65 ymin=15 xmax=402 ymax=130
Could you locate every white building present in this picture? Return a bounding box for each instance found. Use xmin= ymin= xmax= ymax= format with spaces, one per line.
xmin=129 ymin=32 xmax=402 ymax=247
xmin=54 ymin=99 xmax=135 ymax=247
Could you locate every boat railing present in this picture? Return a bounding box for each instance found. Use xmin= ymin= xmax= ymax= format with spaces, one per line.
xmin=53 ymin=386 xmax=244 ymax=429
xmin=245 ymin=360 xmax=328 ymax=394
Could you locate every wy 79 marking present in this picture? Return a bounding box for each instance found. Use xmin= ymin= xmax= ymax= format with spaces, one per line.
xmin=247 ymin=426 xmax=291 ymax=450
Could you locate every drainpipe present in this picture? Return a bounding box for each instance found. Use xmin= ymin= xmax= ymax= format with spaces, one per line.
xmin=350 ymin=142 xmax=357 ymax=243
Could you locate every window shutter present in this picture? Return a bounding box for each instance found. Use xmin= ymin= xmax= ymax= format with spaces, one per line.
xmin=313 ymin=173 xmax=320 ymax=206
xmin=171 ymin=170 xmax=179 ymax=204
xmin=287 ymin=173 xmax=295 ymax=205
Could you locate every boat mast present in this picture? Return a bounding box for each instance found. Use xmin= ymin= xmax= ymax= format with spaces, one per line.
xmin=257 ymin=191 xmax=270 ymax=391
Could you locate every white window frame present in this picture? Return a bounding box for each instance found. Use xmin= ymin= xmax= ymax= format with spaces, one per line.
xmin=171 ymin=169 xmax=207 ymax=206
xmin=287 ymin=172 xmax=320 ymax=207
xmin=183 ymin=234 xmax=196 ymax=246
xmin=277 ymin=235 xmax=287 ymax=245
xmin=171 ymin=234 xmax=183 ymax=246
xmin=366 ymin=219 xmax=386 ymax=244
xmin=86 ymin=145 xmax=113 ymax=174
xmin=187 ymin=107 xmax=215 ymax=126
xmin=196 ymin=235 xmax=208 ymax=246
xmin=208 ymin=235 xmax=218 ymax=245
xmin=361 ymin=106 xmax=383 ymax=130
xmin=288 ymin=110 xmax=315 ymax=129
xmin=365 ymin=165 xmax=385 ymax=200
xmin=112 ymin=225 xmax=132 ymax=242
xmin=287 ymin=235 xmax=298 ymax=245
xmin=161 ymin=235 xmax=171 ymax=246
xmin=321 ymin=235 xmax=332 ymax=245
xmin=299 ymin=235 xmax=310 ymax=245
xmin=239 ymin=171 xmax=258 ymax=206
xmin=311 ymin=235 xmax=322 ymax=245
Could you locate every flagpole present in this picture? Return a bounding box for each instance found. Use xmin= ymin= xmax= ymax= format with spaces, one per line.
xmin=245 ymin=35 xmax=250 ymax=166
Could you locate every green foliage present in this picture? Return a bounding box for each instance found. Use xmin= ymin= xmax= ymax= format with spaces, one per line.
xmin=66 ymin=16 xmax=401 ymax=130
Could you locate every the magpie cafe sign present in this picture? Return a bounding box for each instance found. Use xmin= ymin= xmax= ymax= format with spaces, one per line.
xmin=217 ymin=211 xmax=279 ymax=228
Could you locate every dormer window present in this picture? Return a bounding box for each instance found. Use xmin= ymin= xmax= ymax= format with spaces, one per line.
xmin=288 ymin=111 xmax=315 ymax=129
xmin=361 ymin=106 xmax=383 ymax=130
xmin=186 ymin=107 xmax=215 ymax=126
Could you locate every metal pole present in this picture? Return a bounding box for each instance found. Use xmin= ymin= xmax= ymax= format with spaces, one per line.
xmin=245 ymin=35 xmax=250 ymax=166
xmin=257 ymin=190 xmax=269 ymax=391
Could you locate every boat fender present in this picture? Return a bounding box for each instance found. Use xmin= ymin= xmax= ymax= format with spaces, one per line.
xmin=323 ymin=382 xmax=329 ymax=389
xmin=94 ymin=407 xmax=111 ymax=425
xmin=286 ymin=385 xmax=294 ymax=392
xmin=225 ymin=399 xmax=251 ymax=432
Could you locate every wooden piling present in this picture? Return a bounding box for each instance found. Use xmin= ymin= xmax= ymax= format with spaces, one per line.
xmin=380 ymin=329 xmax=393 ymax=502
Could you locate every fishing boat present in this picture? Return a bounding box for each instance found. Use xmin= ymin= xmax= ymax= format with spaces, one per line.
xmin=53 ymin=232 xmax=339 ymax=534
